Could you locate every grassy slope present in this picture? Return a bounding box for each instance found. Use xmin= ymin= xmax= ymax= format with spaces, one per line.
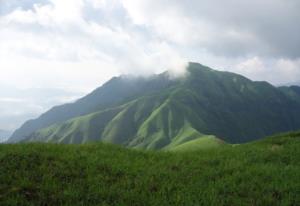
xmin=26 ymin=91 xmax=215 ymax=150
xmin=24 ymin=63 xmax=300 ymax=147
xmin=168 ymin=135 xmax=224 ymax=152
xmin=10 ymin=73 xmax=177 ymax=143
xmin=1 ymin=131 xmax=299 ymax=206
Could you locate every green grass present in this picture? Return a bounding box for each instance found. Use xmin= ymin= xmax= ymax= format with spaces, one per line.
xmin=168 ymin=135 xmax=224 ymax=152
xmin=1 ymin=131 xmax=300 ymax=205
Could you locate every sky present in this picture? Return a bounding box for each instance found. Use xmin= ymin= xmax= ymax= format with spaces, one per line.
xmin=0 ymin=0 xmax=300 ymax=131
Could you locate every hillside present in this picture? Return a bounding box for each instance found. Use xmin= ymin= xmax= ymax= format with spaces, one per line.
xmin=167 ymin=136 xmax=225 ymax=152
xmin=9 ymin=73 xmax=177 ymax=143
xmin=10 ymin=63 xmax=300 ymax=148
xmin=279 ymin=85 xmax=300 ymax=102
xmin=1 ymin=131 xmax=299 ymax=205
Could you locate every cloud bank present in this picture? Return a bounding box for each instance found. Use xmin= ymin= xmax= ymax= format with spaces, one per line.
xmin=0 ymin=0 xmax=299 ymax=129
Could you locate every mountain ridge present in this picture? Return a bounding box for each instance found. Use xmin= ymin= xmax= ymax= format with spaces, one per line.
xmin=9 ymin=72 xmax=178 ymax=143
xmin=9 ymin=63 xmax=300 ymax=149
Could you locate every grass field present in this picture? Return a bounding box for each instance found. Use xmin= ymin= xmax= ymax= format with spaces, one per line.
xmin=167 ymin=135 xmax=224 ymax=152
xmin=0 ymin=131 xmax=299 ymax=205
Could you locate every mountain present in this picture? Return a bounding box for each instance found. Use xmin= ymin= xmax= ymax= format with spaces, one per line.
xmin=279 ymin=85 xmax=300 ymax=101
xmin=9 ymin=63 xmax=300 ymax=149
xmin=1 ymin=131 xmax=299 ymax=205
xmin=9 ymin=73 xmax=177 ymax=142
xmin=0 ymin=130 xmax=12 ymax=143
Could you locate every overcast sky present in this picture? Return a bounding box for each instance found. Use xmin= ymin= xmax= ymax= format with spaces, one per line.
xmin=0 ymin=0 xmax=300 ymax=131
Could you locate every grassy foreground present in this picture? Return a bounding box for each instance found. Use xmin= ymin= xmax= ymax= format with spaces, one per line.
xmin=0 ymin=132 xmax=299 ymax=206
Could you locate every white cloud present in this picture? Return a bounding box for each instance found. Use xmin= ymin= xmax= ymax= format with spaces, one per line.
xmin=122 ymin=0 xmax=300 ymax=58
xmin=234 ymin=57 xmax=300 ymax=85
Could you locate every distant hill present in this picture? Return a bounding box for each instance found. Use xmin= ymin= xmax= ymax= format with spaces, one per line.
xmin=1 ymin=131 xmax=299 ymax=205
xmin=9 ymin=63 xmax=300 ymax=149
xmin=0 ymin=130 xmax=12 ymax=143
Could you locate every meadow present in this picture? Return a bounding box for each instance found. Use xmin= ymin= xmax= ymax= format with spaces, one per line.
xmin=0 ymin=131 xmax=299 ymax=206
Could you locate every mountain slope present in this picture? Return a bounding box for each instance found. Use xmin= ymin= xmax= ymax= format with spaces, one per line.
xmin=167 ymin=135 xmax=224 ymax=152
xmin=25 ymin=93 xmax=213 ymax=149
xmin=279 ymin=85 xmax=300 ymax=102
xmin=13 ymin=63 xmax=300 ymax=148
xmin=9 ymin=73 xmax=177 ymax=142
xmin=1 ymin=131 xmax=299 ymax=205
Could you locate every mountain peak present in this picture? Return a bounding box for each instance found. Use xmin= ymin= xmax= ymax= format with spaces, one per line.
xmin=188 ymin=62 xmax=214 ymax=71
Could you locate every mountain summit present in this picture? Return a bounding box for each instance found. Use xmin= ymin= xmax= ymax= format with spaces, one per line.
xmin=8 ymin=63 xmax=300 ymax=149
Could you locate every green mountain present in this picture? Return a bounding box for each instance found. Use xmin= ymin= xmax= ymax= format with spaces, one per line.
xmin=9 ymin=73 xmax=177 ymax=142
xmin=9 ymin=63 xmax=300 ymax=149
xmin=1 ymin=131 xmax=299 ymax=205
xmin=279 ymin=85 xmax=300 ymax=102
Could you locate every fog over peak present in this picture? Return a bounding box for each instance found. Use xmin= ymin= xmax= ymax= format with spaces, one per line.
xmin=0 ymin=0 xmax=299 ymax=130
